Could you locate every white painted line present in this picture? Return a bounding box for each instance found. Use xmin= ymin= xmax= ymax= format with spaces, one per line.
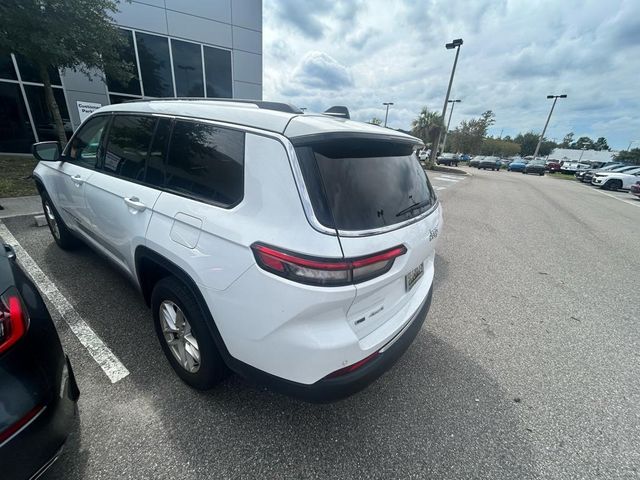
xmin=588 ymin=188 xmax=640 ymax=208
xmin=433 ymin=177 xmax=460 ymax=183
xmin=0 ymin=222 xmax=129 ymax=383
xmin=439 ymin=174 xmax=466 ymax=180
xmin=434 ymin=186 xmax=446 ymax=191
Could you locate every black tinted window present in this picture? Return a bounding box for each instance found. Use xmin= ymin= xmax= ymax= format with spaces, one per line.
xmin=105 ymin=30 xmax=141 ymax=95
xmin=145 ymin=118 xmax=171 ymax=187
xmin=66 ymin=115 xmax=109 ymax=169
xmin=297 ymin=139 xmax=436 ymax=231
xmin=103 ymin=115 xmax=156 ymax=181
xmin=166 ymin=121 xmax=244 ymax=206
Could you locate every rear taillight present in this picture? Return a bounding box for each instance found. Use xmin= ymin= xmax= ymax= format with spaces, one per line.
xmin=0 ymin=288 xmax=29 ymax=355
xmin=251 ymin=243 xmax=407 ymax=286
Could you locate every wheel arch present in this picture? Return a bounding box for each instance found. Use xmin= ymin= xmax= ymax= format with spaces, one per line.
xmin=134 ymin=246 xmax=233 ymax=362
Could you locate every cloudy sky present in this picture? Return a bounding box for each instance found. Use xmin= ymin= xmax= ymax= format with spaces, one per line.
xmin=262 ymin=0 xmax=640 ymax=150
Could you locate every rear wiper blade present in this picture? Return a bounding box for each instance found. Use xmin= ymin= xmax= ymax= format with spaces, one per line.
xmin=395 ymin=200 xmax=431 ymax=217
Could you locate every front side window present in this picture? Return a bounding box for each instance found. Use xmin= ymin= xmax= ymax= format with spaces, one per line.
xmin=66 ymin=115 xmax=109 ymax=169
xmin=296 ymin=138 xmax=436 ymax=231
xmin=102 ymin=115 xmax=157 ymax=181
xmin=165 ymin=121 xmax=244 ymax=207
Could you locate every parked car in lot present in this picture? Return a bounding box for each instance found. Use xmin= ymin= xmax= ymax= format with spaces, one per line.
xmin=500 ymin=158 xmax=512 ymax=168
xmin=436 ymin=153 xmax=459 ymax=166
xmin=478 ymin=156 xmax=501 ymax=170
xmin=507 ymin=159 xmax=527 ymax=172
xmin=469 ymin=156 xmax=483 ymax=168
xmin=0 ymin=244 xmax=79 ymax=479
xmin=31 ymin=100 xmax=442 ymax=402
xmin=630 ymin=181 xmax=640 ymax=198
xmin=418 ymin=148 xmax=429 ymax=161
xmin=545 ymin=160 xmax=561 ymax=173
xmin=578 ymin=164 xmax=632 ymax=183
xmin=523 ymin=160 xmax=546 ymax=176
xmin=460 ymin=154 xmax=471 ymax=162
xmin=591 ymin=167 xmax=640 ymax=190
xmin=560 ymin=162 xmax=591 ymax=174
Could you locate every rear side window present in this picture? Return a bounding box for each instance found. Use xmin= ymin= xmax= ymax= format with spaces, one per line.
xmin=103 ymin=115 xmax=156 ymax=181
xmin=296 ymin=138 xmax=436 ymax=231
xmin=165 ymin=120 xmax=244 ymax=207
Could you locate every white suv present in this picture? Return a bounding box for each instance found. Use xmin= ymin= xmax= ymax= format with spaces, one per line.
xmin=31 ymin=100 xmax=442 ymax=402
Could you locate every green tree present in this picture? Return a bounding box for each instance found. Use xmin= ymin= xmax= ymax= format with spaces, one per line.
xmin=560 ymin=132 xmax=574 ymax=148
xmin=449 ymin=110 xmax=497 ymax=154
xmin=570 ymin=136 xmax=595 ymax=150
xmin=614 ymin=148 xmax=640 ymax=165
xmin=0 ymin=0 xmax=133 ymax=146
xmin=411 ymin=107 xmax=443 ymax=163
xmin=594 ymin=137 xmax=610 ymax=151
xmin=480 ymin=137 xmax=521 ymax=157
xmin=369 ymin=117 xmax=382 ymax=126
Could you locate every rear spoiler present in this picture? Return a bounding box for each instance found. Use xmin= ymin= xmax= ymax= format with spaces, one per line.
xmin=323 ymin=106 xmax=350 ymax=119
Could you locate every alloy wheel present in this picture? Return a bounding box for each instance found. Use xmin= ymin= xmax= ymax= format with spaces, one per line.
xmin=44 ymin=201 xmax=60 ymax=240
xmin=160 ymin=300 xmax=201 ymax=373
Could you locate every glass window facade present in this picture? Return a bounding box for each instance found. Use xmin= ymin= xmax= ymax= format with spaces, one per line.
xmin=0 ymin=82 xmax=35 ymax=152
xmin=171 ymin=40 xmax=204 ymax=97
xmin=15 ymin=54 xmax=61 ymax=85
xmin=136 ymin=33 xmax=174 ymax=97
xmin=24 ymin=85 xmax=72 ymax=142
xmin=0 ymin=54 xmax=17 ymax=81
xmin=204 ymin=46 xmax=232 ymax=98
xmin=105 ymin=30 xmax=141 ymax=96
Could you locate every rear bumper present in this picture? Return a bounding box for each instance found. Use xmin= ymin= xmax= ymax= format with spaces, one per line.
xmin=228 ymin=286 xmax=433 ymax=403
xmin=0 ymin=356 xmax=78 ymax=479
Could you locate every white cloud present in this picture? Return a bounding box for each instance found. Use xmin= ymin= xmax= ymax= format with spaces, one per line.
xmin=263 ymin=0 xmax=640 ymax=148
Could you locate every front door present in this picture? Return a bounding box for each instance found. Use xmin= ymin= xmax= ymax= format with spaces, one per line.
xmin=83 ymin=115 xmax=168 ymax=277
xmin=54 ymin=115 xmax=110 ymax=231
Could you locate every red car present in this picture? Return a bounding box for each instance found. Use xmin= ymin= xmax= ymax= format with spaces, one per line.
xmin=545 ymin=161 xmax=561 ymax=173
xmin=630 ymin=181 xmax=640 ymax=198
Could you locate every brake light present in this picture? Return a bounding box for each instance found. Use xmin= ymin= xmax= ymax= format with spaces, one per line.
xmin=0 ymin=288 xmax=29 ymax=355
xmin=251 ymin=243 xmax=407 ymax=286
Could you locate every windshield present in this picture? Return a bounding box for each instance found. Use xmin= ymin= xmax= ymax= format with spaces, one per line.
xmin=296 ymin=138 xmax=437 ymax=231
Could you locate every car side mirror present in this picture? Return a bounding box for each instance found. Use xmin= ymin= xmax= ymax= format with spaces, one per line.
xmin=32 ymin=141 xmax=61 ymax=162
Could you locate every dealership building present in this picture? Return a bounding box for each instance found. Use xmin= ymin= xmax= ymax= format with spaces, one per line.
xmin=0 ymin=0 xmax=262 ymax=153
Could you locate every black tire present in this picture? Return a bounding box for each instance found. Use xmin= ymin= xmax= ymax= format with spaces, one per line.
xmin=40 ymin=192 xmax=80 ymax=250
xmin=151 ymin=276 xmax=229 ymax=390
xmin=605 ymin=179 xmax=623 ymax=191
xmin=539 ymin=172 xmax=544 ymax=176
xmin=522 ymin=171 xmax=526 ymax=174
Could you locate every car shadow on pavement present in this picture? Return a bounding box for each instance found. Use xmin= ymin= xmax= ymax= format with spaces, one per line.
xmin=145 ymin=333 xmax=538 ymax=479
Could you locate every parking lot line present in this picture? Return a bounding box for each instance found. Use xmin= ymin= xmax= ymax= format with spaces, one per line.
xmin=0 ymin=221 xmax=130 ymax=383
xmin=586 ymin=187 xmax=640 ymax=209
xmin=434 ymin=177 xmax=460 ymax=183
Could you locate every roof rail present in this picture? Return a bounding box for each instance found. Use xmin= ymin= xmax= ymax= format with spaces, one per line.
xmin=122 ymin=97 xmax=304 ymax=114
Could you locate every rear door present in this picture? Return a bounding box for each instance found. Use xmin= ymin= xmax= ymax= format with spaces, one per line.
xmin=83 ymin=114 xmax=166 ymax=277
xmin=294 ymin=136 xmax=443 ymax=341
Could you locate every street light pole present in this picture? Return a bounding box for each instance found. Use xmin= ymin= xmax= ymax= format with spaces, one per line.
xmin=442 ymin=99 xmax=460 ymax=153
xmin=383 ymin=102 xmax=394 ymax=127
xmin=532 ymin=94 xmax=567 ymax=159
xmin=431 ymin=38 xmax=463 ymax=162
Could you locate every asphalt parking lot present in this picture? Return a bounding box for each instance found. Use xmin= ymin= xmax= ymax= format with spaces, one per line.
xmin=1 ymin=168 xmax=639 ymax=479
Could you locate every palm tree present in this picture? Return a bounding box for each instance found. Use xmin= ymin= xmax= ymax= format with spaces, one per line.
xmin=411 ymin=107 xmax=444 ymax=165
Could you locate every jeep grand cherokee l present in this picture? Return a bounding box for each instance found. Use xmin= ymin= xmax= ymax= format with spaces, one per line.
xmin=31 ymin=100 xmax=442 ymax=402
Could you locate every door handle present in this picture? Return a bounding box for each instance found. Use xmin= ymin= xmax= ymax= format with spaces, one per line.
xmin=124 ymin=196 xmax=147 ymax=212
xmin=71 ymin=174 xmax=84 ymax=185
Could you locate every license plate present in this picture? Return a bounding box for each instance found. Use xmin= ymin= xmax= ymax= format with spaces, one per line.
xmin=405 ymin=263 xmax=424 ymax=291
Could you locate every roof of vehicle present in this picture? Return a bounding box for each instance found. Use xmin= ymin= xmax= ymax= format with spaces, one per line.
xmin=97 ymin=99 xmax=421 ymax=144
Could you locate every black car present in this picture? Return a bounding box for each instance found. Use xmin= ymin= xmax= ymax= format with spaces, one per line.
xmin=523 ymin=160 xmax=546 ymax=176
xmin=436 ymin=153 xmax=459 ymax=166
xmin=0 ymin=243 xmax=79 ymax=479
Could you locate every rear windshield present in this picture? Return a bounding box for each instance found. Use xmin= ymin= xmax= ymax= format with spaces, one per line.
xmin=295 ymin=138 xmax=437 ymax=231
